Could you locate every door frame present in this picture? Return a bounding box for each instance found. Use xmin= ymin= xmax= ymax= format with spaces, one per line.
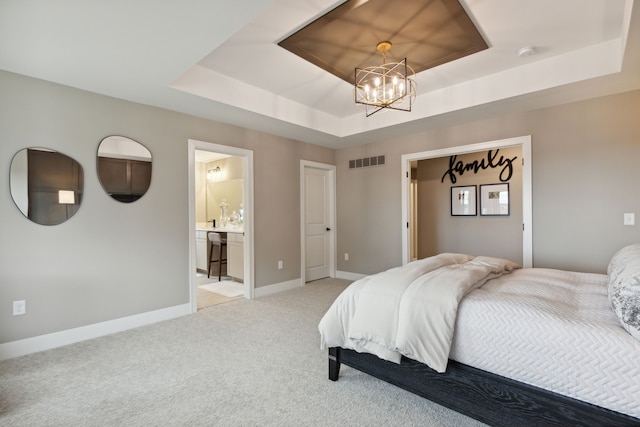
xmin=188 ymin=139 xmax=255 ymax=313
xmin=300 ymin=160 xmax=337 ymax=284
xmin=400 ymin=135 xmax=533 ymax=268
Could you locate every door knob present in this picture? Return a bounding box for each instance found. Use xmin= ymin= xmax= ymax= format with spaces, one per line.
xmin=326 ymin=227 xmax=331 ymax=231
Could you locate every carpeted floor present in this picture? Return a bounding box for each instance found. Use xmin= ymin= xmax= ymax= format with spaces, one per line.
xmin=0 ymin=278 xmax=486 ymax=426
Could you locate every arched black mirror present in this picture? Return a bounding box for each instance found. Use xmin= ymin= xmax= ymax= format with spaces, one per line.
xmin=97 ymin=136 xmax=152 ymax=203
xmin=9 ymin=148 xmax=84 ymax=226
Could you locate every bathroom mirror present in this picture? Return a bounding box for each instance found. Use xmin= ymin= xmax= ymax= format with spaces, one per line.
xmin=97 ymin=135 xmax=152 ymax=203
xmin=10 ymin=148 xmax=84 ymax=226
xmin=202 ymin=156 xmax=244 ymax=225
xmin=207 ymin=178 xmax=243 ymax=225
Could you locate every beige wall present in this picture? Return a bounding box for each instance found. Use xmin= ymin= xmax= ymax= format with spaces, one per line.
xmin=3 ymin=67 xmax=640 ymax=347
xmin=336 ymin=89 xmax=640 ymax=275
xmin=0 ymin=71 xmax=333 ymax=344
xmin=416 ymin=146 xmax=523 ymax=262
xmin=205 ymin=156 xmax=243 ymax=224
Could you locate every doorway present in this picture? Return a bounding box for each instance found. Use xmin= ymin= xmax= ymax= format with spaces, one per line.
xmin=401 ymin=135 xmax=532 ymax=268
xmin=300 ymin=160 xmax=336 ymax=284
xmin=188 ymin=139 xmax=254 ymax=313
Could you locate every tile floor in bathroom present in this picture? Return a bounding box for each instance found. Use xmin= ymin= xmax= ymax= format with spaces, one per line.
xmin=195 ymin=272 xmax=243 ymax=310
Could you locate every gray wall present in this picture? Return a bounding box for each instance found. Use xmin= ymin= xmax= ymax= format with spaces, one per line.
xmin=336 ymin=89 xmax=640 ymax=275
xmin=416 ymin=146 xmax=523 ymax=262
xmin=0 ymin=71 xmax=333 ymax=343
xmin=3 ymin=68 xmax=640 ymax=346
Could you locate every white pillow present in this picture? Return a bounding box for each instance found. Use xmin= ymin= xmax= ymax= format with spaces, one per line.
xmin=608 ymin=244 xmax=640 ymax=341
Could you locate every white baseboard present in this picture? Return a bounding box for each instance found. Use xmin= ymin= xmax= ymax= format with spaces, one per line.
xmin=253 ymin=278 xmax=302 ymax=298
xmin=0 ymin=303 xmax=191 ymax=361
xmin=336 ymin=270 xmax=366 ymax=281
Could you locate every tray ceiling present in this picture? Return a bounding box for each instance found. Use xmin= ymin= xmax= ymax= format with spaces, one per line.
xmin=279 ymin=0 xmax=488 ymax=84
xmin=1 ymin=0 xmax=638 ymax=148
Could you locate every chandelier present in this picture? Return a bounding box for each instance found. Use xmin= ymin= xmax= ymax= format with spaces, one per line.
xmin=354 ymin=41 xmax=417 ymax=117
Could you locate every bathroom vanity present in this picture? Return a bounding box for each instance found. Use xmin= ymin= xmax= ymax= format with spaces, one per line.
xmin=195 ymin=224 xmax=244 ymax=280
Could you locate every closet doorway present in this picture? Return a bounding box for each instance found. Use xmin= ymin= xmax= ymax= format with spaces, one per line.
xmin=187 ymin=139 xmax=254 ymax=313
xmin=401 ymin=135 xmax=532 ymax=268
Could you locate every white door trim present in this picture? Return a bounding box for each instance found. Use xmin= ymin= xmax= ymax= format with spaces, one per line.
xmin=188 ymin=139 xmax=255 ymax=313
xmin=300 ymin=160 xmax=336 ymax=284
xmin=400 ymin=135 xmax=533 ymax=268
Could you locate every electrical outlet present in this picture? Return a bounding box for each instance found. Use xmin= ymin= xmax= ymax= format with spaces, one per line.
xmin=344 ymin=253 xmax=349 ymax=261
xmin=13 ymin=300 xmax=26 ymax=316
xmin=624 ymin=213 xmax=635 ymax=226
xmin=278 ymin=260 xmax=283 ymax=270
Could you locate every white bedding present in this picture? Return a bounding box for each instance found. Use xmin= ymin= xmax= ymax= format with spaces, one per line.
xmin=319 ymin=261 xmax=640 ymax=418
xmin=319 ymin=254 xmax=518 ymax=372
xmin=450 ymin=267 xmax=640 ymax=418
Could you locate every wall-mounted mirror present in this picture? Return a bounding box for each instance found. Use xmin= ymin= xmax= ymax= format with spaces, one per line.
xmin=10 ymin=148 xmax=84 ymax=226
xmin=97 ymin=135 xmax=152 ymax=203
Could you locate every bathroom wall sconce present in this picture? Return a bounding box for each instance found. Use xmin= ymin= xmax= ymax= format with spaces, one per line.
xmin=207 ymin=166 xmax=222 ymax=181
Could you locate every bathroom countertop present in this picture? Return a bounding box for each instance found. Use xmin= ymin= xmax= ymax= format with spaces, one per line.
xmin=196 ymin=223 xmax=243 ymax=233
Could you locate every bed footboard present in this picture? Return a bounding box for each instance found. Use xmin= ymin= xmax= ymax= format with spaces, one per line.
xmin=328 ymin=347 xmax=640 ymax=427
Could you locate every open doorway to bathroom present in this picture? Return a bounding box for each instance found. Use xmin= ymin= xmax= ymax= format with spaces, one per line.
xmin=188 ymin=139 xmax=254 ymax=313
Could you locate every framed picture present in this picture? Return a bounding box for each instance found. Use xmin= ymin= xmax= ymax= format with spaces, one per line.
xmin=451 ymin=185 xmax=476 ymax=216
xmin=480 ymin=183 xmax=510 ymax=216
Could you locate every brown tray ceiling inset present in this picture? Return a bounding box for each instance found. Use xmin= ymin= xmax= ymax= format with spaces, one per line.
xmin=278 ymin=0 xmax=488 ymax=84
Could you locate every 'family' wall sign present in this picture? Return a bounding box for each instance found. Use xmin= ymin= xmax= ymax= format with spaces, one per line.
xmin=441 ymin=149 xmax=518 ymax=184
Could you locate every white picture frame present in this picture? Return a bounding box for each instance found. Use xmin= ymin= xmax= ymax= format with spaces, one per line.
xmin=451 ymin=185 xmax=477 ymax=216
xmin=480 ymin=183 xmax=510 ymax=216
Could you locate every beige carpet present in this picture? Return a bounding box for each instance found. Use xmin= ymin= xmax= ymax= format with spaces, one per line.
xmin=0 ymin=278 xmax=486 ymax=426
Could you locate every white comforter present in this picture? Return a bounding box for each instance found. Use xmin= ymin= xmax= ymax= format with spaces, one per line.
xmin=320 ymin=262 xmax=640 ymax=418
xmin=319 ymin=253 xmax=518 ymax=372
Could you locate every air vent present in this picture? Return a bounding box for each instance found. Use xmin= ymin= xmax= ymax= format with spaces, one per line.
xmin=349 ymin=155 xmax=385 ymax=169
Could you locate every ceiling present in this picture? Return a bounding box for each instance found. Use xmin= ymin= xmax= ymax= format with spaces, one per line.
xmin=277 ymin=0 xmax=487 ymax=83
xmin=1 ymin=0 xmax=638 ymax=149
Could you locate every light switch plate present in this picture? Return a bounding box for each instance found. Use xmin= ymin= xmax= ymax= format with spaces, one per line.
xmin=624 ymin=213 xmax=635 ymax=225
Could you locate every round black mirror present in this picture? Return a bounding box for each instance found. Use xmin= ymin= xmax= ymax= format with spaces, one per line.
xmin=9 ymin=148 xmax=84 ymax=225
xmin=97 ymin=136 xmax=152 ymax=203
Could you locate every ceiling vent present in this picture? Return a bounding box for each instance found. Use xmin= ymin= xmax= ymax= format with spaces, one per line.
xmin=349 ymin=155 xmax=385 ymax=169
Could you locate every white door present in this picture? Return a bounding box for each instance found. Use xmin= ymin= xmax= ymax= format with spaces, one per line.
xmin=304 ymin=166 xmax=331 ymax=281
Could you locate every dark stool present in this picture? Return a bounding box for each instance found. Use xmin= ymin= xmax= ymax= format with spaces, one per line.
xmin=207 ymin=232 xmax=228 ymax=281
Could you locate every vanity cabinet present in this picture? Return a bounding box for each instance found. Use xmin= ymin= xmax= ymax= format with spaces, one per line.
xmin=227 ymin=233 xmax=244 ymax=280
xmin=195 ymin=228 xmax=242 ymax=278
xmin=195 ymin=230 xmax=208 ymax=272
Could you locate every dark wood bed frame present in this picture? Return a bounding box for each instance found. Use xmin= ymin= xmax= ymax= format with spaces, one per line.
xmin=328 ymin=347 xmax=640 ymax=426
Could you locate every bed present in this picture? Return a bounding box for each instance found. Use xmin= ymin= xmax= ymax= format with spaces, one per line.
xmin=319 ymin=245 xmax=640 ymax=426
